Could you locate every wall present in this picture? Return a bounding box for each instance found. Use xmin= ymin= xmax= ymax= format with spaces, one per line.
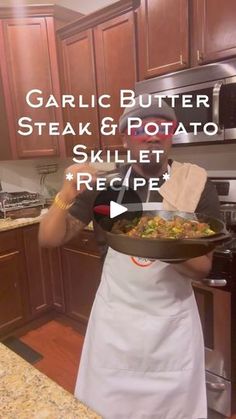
xmin=0 ymin=158 xmax=70 ymax=195
xmin=0 ymin=158 xmax=115 ymax=195
xmin=170 ymin=143 xmax=236 ymax=172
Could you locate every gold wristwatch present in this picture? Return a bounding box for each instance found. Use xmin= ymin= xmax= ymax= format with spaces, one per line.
xmin=54 ymin=192 xmax=74 ymax=210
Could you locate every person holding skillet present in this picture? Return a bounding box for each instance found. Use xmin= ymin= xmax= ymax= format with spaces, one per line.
xmin=39 ymin=95 xmax=220 ymax=419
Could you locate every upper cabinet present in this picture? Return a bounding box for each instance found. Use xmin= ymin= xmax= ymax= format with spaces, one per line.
xmin=0 ymin=6 xmax=66 ymax=160
xmin=194 ymin=0 xmax=236 ymax=65
xmin=59 ymin=29 xmax=100 ymax=155
xmin=137 ymin=0 xmax=189 ymax=79
xmin=94 ymin=12 xmax=137 ymax=150
xmin=57 ymin=0 xmax=139 ymax=155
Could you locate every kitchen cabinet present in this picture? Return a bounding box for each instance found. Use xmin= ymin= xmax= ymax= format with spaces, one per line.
xmin=0 ymin=225 xmax=102 ymax=337
xmin=48 ymin=247 xmax=65 ymax=312
xmin=137 ymin=0 xmax=189 ymax=79
xmin=58 ymin=29 xmax=100 ymax=156
xmin=0 ymin=230 xmax=29 ymax=337
xmin=57 ymin=0 xmax=139 ymax=155
xmin=22 ymin=225 xmax=52 ymax=317
xmin=53 ymin=5 xmax=83 ymax=30
xmin=61 ymin=230 xmax=102 ymax=323
xmin=94 ymin=12 xmax=137 ymax=150
xmin=194 ymin=0 xmax=236 ymax=65
xmin=0 ymin=6 xmax=65 ymax=159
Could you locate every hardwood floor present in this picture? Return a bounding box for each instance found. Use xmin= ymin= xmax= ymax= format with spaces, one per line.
xmin=19 ymin=318 xmax=236 ymax=419
xmin=20 ymin=317 xmax=85 ymax=394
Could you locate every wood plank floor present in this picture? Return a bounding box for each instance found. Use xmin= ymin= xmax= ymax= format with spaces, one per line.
xmin=19 ymin=318 xmax=236 ymax=419
xmin=20 ymin=318 xmax=84 ymax=394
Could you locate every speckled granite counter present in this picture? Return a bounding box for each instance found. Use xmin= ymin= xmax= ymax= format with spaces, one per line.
xmin=0 ymin=216 xmax=42 ymax=232
xmin=0 ymin=343 xmax=102 ymax=419
xmin=0 ymin=215 xmax=94 ymax=233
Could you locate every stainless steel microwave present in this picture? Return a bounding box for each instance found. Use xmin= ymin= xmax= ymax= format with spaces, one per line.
xmin=136 ymin=59 xmax=236 ymax=145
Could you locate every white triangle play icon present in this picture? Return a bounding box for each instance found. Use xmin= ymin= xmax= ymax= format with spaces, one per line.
xmin=110 ymin=201 xmax=128 ymax=219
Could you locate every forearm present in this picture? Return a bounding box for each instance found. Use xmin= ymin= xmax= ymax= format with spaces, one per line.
xmin=172 ymin=252 xmax=213 ymax=281
xmin=39 ymin=204 xmax=69 ymax=247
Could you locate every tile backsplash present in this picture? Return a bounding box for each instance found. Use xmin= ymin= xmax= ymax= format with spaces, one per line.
xmin=0 ymin=143 xmax=236 ymax=195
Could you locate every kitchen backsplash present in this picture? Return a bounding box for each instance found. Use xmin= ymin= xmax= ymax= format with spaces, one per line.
xmin=0 ymin=158 xmax=115 ymax=196
xmin=0 ymin=143 xmax=236 ymax=195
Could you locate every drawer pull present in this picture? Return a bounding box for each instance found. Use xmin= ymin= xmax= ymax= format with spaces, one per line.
xmin=82 ymin=239 xmax=89 ymax=244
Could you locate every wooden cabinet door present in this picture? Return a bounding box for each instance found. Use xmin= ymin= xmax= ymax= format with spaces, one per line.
xmin=48 ymin=247 xmax=65 ymax=312
xmin=23 ymin=225 xmax=52 ymax=317
xmin=0 ymin=250 xmax=28 ymax=336
xmin=0 ymin=229 xmax=29 ymax=336
xmin=0 ymin=61 xmax=11 ymax=160
xmin=59 ymin=29 xmax=100 ymax=156
xmin=94 ymin=12 xmax=137 ymax=150
xmin=1 ymin=17 xmax=65 ymax=158
xmin=62 ymin=248 xmax=102 ymax=323
xmin=195 ymin=0 xmax=236 ymax=64
xmin=137 ymin=0 xmax=189 ymax=78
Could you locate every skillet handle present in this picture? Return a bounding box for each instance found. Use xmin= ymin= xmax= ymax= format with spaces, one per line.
xmin=179 ymin=231 xmax=231 ymax=246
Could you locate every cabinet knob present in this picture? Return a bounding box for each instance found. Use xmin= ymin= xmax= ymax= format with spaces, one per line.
xmin=82 ymin=238 xmax=89 ymax=244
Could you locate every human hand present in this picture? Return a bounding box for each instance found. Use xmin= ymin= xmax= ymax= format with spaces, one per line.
xmin=60 ymin=164 xmax=97 ymax=203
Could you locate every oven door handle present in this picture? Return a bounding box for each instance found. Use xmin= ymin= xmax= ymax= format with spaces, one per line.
xmin=203 ymin=278 xmax=227 ymax=287
xmin=212 ymin=81 xmax=223 ymax=134
xmin=206 ymin=381 xmax=226 ymax=392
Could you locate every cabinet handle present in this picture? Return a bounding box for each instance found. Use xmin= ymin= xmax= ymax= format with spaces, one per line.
xmin=206 ymin=381 xmax=226 ymax=392
xmin=180 ymin=54 xmax=187 ymax=65
xmin=204 ymin=278 xmax=227 ymax=287
xmin=197 ymin=49 xmax=203 ymax=62
xmin=82 ymin=238 xmax=89 ymax=244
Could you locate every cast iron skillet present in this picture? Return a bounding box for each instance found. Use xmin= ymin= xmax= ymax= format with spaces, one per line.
xmin=99 ymin=210 xmax=231 ymax=261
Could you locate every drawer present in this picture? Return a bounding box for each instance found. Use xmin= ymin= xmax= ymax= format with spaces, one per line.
xmin=64 ymin=230 xmax=100 ymax=255
xmin=0 ymin=229 xmax=19 ymax=253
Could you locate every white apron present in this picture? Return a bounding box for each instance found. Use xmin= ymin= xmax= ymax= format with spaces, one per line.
xmin=74 ymin=167 xmax=207 ymax=419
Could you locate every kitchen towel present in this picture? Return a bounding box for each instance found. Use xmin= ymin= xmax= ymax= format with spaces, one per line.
xmin=159 ymin=161 xmax=207 ymax=212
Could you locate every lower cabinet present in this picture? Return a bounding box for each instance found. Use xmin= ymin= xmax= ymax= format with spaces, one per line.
xmin=0 ymin=229 xmax=29 ymax=336
xmin=23 ymin=225 xmax=52 ymax=317
xmin=61 ymin=231 xmax=102 ymax=323
xmin=0 ymin=226 xmax=102 ymax=338
xmin=48 ymin=247 xmax=65 ymax=312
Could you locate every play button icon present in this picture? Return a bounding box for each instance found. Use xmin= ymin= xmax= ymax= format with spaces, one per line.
xmin=92 ymin=186 xmax=142 ymax=226
xmin=110 ymin=201 xmax=128 ymax=219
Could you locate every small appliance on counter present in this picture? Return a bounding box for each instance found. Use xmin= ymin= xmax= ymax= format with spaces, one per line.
xmin=193 ymin=175 xmax=236 ymax=418
xmin=0 ymin=191 xmax=45 ymax=219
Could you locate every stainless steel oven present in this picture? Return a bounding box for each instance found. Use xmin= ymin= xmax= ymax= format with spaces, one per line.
xmin=192 ymin=177 xmax=236 ymax=417
xmin=136 ymin=58 xmax=236 ymax=145
xmin=193 ymin=264 xmax=233 ymax=417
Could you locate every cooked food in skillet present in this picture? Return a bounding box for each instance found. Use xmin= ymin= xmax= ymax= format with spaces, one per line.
xmin=111 ymin=215 xmax=215 ymax=239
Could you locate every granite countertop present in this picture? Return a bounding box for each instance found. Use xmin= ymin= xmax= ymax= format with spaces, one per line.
xmin=0 ymin=216 xmax=42 ymax=232
xmin=0 ymin=343 xmax=102 ymax=419
xmin=0 ymin=212 xmax=94 ymax=233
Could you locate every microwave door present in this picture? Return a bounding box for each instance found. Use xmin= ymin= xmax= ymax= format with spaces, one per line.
xmin=222 ymin=78 xmax=236 ymax=140
xmin=170 ymin=81 xmax=225 ymax=145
